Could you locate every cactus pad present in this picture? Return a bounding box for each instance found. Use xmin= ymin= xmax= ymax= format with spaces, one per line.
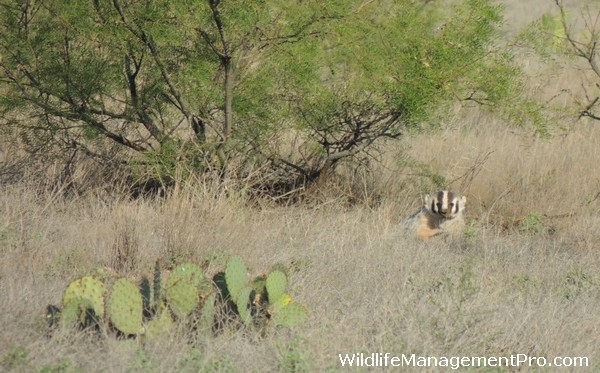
xmin=169 ymin=263 xmax=205 ymax=288
xmin=144 ymin=311 xmax=173 ymax=338
xmin=153 ymin=260 xmax=162 ymax=307
xmin=270 ymin=293 xmax=293 ymax=313
xmin=266 ymin=270 xmax=287 ymax=303
xmin=269 ymin=293 xmax=308 ymax=327
xmin=166 ymin=277 xmax=199 ymax=319
xmin=271 ymin=302 xmax=308 ymax=327
xmin=58 ymin=299 xmax=85 ymax=328
xmin=198 ymin=293 xmax=217 ymax=334
xmin=225 ymin=256 xmax=248 ymax=304
xmin=63 ymin=276 xmax=105 ymax=319
xmin=107 ymin=278 xmax=143 ymax=335
xmin=235 ymin=286 xmax=253 ymax=324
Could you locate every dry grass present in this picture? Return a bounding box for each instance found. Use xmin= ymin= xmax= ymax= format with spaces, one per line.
xmin=2 ymin=115 xmax=600 ymax=372
xmin=3 ymin=1 xmax=600 ymax=372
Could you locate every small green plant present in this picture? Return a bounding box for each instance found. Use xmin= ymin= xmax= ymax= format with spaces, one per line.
xmin=277 ymin=336 xmax=312 ymax=373
xmin=2 ymin=346 xmax=28 ymax=370
xmin=518 ymin=211 xmax=547 ymax=235
xmin=37 ymin=359 xmax=83 ymax=373
xmin=464 ymin=219 xmax=479 ymax=240
xmin=563 ymin=268 xmax=600 ymax=300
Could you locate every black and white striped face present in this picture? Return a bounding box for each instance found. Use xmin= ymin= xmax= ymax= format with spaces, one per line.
xmin=425 ymin=191 xmax=466 ymax=219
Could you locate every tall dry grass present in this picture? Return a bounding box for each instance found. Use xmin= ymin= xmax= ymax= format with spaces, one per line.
xmin=2 ymin=113 xmax=600 ymax=371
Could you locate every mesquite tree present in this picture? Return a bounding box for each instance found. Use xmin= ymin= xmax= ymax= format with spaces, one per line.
xmin=0 ymin=0 xmax=525 ymax=192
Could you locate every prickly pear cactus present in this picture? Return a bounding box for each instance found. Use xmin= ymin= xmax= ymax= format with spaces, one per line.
xmin=169 ymin=263 xmax=204 ymax=287
xmin=225 ymin=256 xmax=248 ymax=303
xmin=271 ymin=302 xmax=308 ymax=327
xmin=166 ymin=277 xmax=199 ymax=319
xmin=197 ymin=293 xmax=217 ymax=334
xmin=107 ymin=278 xmax=143 ymax=335
xmin=153 ymin=260 xmax=162 ymax=307
xmin=235 ymin=286 xmax=254 ymax=325
xmin=63 ymin=276 xmax=106 ymax=324
xmin=144 ymin=309 xmax=173 ymax=338
xmin=269 ymin=293 xmax=308 ymax=327
xmin=266 ymin=271 xmax=287 ymax=303
xmin=139 ymin=276 xmax=152 ymax=317
xmin=58 ymin=300 xmax=84 ymax=329
xmin=165 ymin=262 xmax=213 ymax=319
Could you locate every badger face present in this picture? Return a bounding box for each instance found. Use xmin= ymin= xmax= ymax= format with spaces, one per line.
xmin=425 ymin=190 xmax=466 ymax=219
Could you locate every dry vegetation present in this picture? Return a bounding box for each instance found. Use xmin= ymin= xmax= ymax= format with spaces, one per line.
xmin=2 ymin=117 xmax=600 ymax=372
xmin=3 ymin=1 xmax=600 ymax=372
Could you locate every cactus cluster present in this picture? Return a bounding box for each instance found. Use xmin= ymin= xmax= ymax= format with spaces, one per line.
xmin=48 ymin=262 xmax=213 ymax=337
xmin=221 ymin=256 xmax=308 ymax=330
xmin=48 ymin=255 xmax=307 ymax=339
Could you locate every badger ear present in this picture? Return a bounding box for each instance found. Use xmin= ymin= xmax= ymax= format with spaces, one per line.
xmin=423 ymin=194 xmax=431 ymax=206
xmin=460 ymin=196 xmax=467 ymax=206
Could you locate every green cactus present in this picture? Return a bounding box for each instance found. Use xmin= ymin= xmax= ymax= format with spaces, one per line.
xmin=51 ymin=255 xmax=308 ymax=338
xmin=58 ymin=299 xmax=85 ymax=329
xmin=225 ymin=256 xmax=248 ymax=304
xmin=144 ymin=309 xmax=173 ymax=338
xmin=166 ymin=277 xmax=199 ymax=319
xmin=235 ymin=286 xmax=254 ymax=325
xmin=153 ymin=260 xmax=162 ymax=308
xmin=169 ymin=263 xmax=205 ymax=287
xmin=268 ymin=293 xmax=308 ymax=327
xmin=165 ymin=262 xmax=213 ymax=318
xmin=107 ymin=278 xmax=143 ymax=335
xmin=197 ymin=293 xmax=217 ymax=334
xmin=62 ymin=276 xmax=106 ymax=325
xmin=271 ymin=302 xmax=308 ymax=327
xmin=266 ymin=271 xmax=287 ymax=303
xmin=139 ymin=276 xmax=152 ymax=317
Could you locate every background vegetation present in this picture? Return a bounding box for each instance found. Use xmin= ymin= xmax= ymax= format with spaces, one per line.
xmin=0 ymin=0 xmax=530 ymax=196
xmin=2 ymin=0 xmax=600 ymax=372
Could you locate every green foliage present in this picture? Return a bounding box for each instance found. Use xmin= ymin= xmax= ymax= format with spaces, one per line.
xmin=235 ymin=286 xmax=254 ymax=325
xmin=277 ymin=337 xmax=312 ymax=373
xmin=166 ymin=276 xmax=199 ymax=319
xmin=0 ymin=0 xmax=532 ymax=192
xmin=197 ymin=293 xmax=217 ymax=334
xmin=520 ymin=11 xmax=568 ymax=59
xmin=1 ymin=346 xmax=28 ymax=370
xmin=563 ymin=267 xmax=600 ymax=300
xmin=270 ymin=299 xmax=309 ymax=328
xmin=518 ymin=211 xmax=547 ymax=235
xmin=37 ymin=360 xmax=84 ymax=373
xmin=144 ymin=311 xmax=173 ymax=339
xmin=464 ymin=219 xmax=480 ymax=240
